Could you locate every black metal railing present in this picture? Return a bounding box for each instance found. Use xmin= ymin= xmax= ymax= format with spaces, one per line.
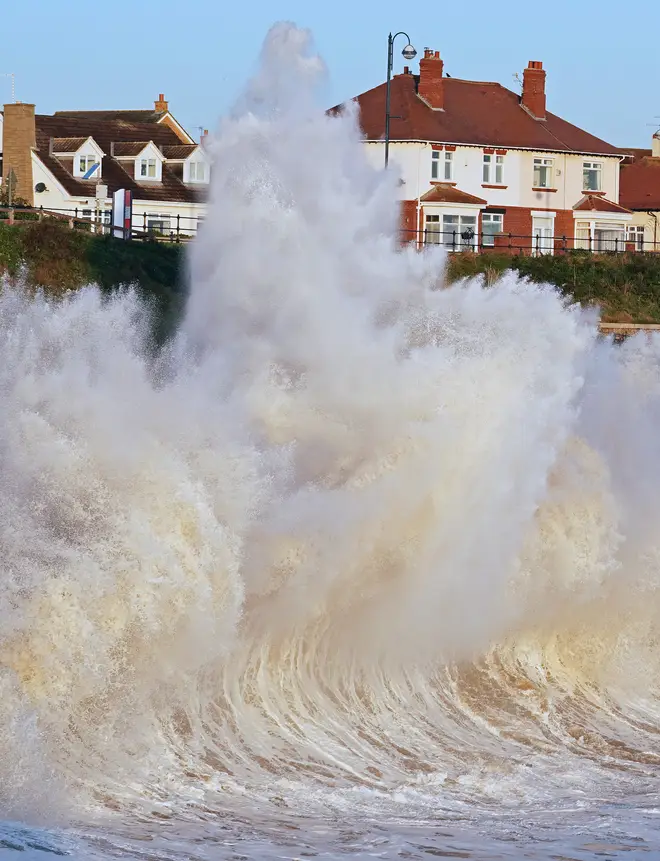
xmin=0 ymin=206 xmax=203 ymax=243
xmin=400 ymin=228 xmax=658 ymax=255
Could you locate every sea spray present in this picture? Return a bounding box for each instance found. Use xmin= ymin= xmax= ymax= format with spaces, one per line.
xmin=0 ymin=25 xmax=660 ymax=861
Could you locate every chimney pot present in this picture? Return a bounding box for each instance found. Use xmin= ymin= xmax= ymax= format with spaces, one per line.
xmin=521 ymin=60 xmax=546 ymax=120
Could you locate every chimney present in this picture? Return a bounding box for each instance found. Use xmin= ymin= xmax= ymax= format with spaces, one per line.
xmin=200 ymin=128 xmax=209 ymax=146
xmin=653 ymin=132 xmax=660 ymax=158
xmin=2 ymin=102 xmax=36 ymax=206
xmin=155 ymin=93 xmax=168 ymax=113
xmin=522 ymin=61 xmax=546 ymax=120
xmin=418 ymin=49 xmax=444 ymax=110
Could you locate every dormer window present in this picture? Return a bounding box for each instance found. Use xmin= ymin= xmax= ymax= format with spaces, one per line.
xmin=69 ymin=138 xmax=104 ymax=178
xmin=139 ymin=158 xmax=158 ymax=179
xmin=78 ymin=154 xmax=100 ymax=177
xmin=132 ymin=143 xmax=164 ymax=181
xmin=189 ymin=161 xmax=206 ymax=182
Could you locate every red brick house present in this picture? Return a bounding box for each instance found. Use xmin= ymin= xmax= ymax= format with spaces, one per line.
xmin=334 ymin=51 xmax=631 ymax=253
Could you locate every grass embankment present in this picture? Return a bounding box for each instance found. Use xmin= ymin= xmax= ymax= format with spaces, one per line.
xmin=3 ymin=221 xmax=660 ymax=327
xmin=0 ymin=221 xmax=185 ymax=341
xmin=447 ymin=252 xmax=660 ymax=324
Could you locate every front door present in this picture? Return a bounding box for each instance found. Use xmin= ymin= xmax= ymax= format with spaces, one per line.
xmin=532 ymin=216 xmax=554 ymax=256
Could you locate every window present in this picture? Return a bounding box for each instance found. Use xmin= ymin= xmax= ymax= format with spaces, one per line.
xmin=78 ymin=154 xmax=99 ymax=177
xmin=594 ymin=222 xmax=625 ymax=251
xmin=425 ymin=213 xmax=477 ymax=248
xmin=627 ymin=225 xmax=645 ymax=251
xmin=483 ymin=153 xmax=504 ymax=185
xmin=431 ymin=150 xmax=453 ymax=181
xmin=189 ymin=161 xmax=207 ymax=182
xmin=583 ymin=161 xmax=602 ymax=192
xmin=482 ymin=213 xmax=503 ymax=246
xmin=533 ymin=158 xmax=553 ymax=188
xmin=140 ymin=158 xmax=158 ymax=179
xmin=575 ymin=220 xmax=626 ymax=251
xmin=147 ymin=214 xmax=171 ymax=234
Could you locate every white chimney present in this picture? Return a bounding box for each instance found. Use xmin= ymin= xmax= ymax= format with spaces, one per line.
xmin=653 ymin=133 xmax=660 ymax=158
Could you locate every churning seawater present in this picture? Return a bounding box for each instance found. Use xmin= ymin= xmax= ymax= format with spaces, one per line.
xmin=2 ymin=22 xmax=660 ymax=860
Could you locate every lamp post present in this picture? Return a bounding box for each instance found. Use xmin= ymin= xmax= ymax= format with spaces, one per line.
xmin=385 ymin=32 xmax=416 ymax=168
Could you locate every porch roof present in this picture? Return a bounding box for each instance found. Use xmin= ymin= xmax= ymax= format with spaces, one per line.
xmin=420 ymin=183 xmax=487 ymax=205
xmin=573 ymin=194 xmax=632 ymax=214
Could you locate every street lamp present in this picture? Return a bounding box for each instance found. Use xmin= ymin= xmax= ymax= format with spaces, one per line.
xmin=385 ymin=32 xmax=416 ymax=168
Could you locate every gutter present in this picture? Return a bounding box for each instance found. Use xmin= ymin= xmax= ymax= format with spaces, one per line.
xmin=364 ymin=138 xmax=626 ymax=159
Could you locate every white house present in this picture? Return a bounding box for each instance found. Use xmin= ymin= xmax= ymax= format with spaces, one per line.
xmin=335 ymin=52 xmax=634 ymax=253
xmin=1 ymin=94 xmax=209 ymax=237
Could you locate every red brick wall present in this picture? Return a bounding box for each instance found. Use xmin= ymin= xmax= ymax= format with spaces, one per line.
xmin=418 ymin=50 xmax=444 ymax=110
xmin=2 ymin=103 xmax=36 ymax=206
xmin=482 ymin=206 xmax=575 ymax=254
xmin=522 ymin=61 xmax=546 ymax=119
xmin=400 ymin=200 xmax=418 ymax=245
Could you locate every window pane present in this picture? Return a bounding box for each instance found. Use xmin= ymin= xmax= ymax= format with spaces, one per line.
xmin=583 ymin=162 xmax=601 ymax=191
xmin=140 ymin=161 xmax=147 ymax=176
xmin=495 ymin=156 xmax=503 ymax=184
xmin=444 ymin=152 xmax=452 ymax=180
xmin=431 ymin=151 xmax=439 ymax=180
xmin=425 ymin=214 xmax=441 ymax=244
xmin=482 ymin=213 xmax=503 ymax=246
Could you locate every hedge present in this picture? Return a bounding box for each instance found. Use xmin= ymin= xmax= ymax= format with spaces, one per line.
xmin=3 ymin=222 xmax=660 ymax=334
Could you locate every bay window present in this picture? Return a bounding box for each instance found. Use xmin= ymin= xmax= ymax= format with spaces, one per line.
xmin=575 ymin=220 xmax=626 ymax=251
xmin=425 ymin=213 xmax=477 ymax=249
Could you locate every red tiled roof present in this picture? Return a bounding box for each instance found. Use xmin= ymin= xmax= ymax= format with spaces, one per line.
xmin=617 ymin=147 xmax=651 ymax=165
xmin=339 ymin=73 xmax=620 ymax=155
xmin=573 ymin=195 xmax=631 ymax=214
xmin=51 ymin=137 xmax=88 ymax=152
xmin=420 ymin=184 xmax=486 ymax=205
xmin=111 ymin=141 xmax=151 ymax=157
xmin=160 ymin=144 xmax=198 ymax=159
xmin=34 ymin=114 xmax=206 ymax=204
xmin=620 ymin=157 xmax=660 ymax=210
xmin=54 ymin=109 xmax=165 ymax=124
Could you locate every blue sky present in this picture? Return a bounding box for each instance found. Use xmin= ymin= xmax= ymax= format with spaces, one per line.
xmin=3 ymin=0 xmax=658 ymax=147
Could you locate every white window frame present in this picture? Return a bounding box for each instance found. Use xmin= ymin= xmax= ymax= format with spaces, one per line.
xmin=626 ymin=225 xmax=645 ymax=251
xmin=533 ymin=157 xmax=554 ymax=189
xmin=188 ymin=161 xmax=207 ymax=183
xmin=483 ymin=153 xmax=504 ymax=185
xmin=481 ymin=212 xmax=504 ymax=246
xmin=425 ymin=212 xmax=478 ymax=249
xmin=140 ymin=158 xmax=158 ymax=179
xmin=431 ymin=150 xmax=453 ymax=181
xmin=146 ymin=213 xmax=171 ymax=233
xmin=77 ymin=153 xmax=100 ymax=178
xmin=575 ymin=219 xmax=627 ymax=252
xmin=583 ymin=161 xmax=602 ymax=192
